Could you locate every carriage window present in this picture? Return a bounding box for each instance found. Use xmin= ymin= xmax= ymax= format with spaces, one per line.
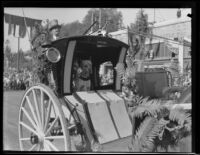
xmin=72 ymin=58 xmax=92 ymax=92
xmin=99 ymin=61 xmax=114 ymax=86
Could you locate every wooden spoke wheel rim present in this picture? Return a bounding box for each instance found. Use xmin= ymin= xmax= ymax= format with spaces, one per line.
xmin=18 ymin=84 xmax=71 ymax=151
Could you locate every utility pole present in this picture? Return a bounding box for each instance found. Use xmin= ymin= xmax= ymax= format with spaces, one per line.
xmin=17 ymin=36 xmax=20 ymax=72
xmin=99 ymin=8 xmax=102 ymax=29
xmin=178 ymin=40 xmax=184 ymax=74
xmin=14 ymin=35 xmax=22 ymax=72
xmin=91 ymin=11 xmax=94 ymax=33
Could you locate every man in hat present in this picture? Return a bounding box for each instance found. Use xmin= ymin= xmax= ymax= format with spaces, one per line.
xmin=48 ymin=19 xmax=61 ymax=41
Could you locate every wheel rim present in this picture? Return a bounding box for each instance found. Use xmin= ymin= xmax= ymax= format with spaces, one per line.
xmin=19 ymin=84 xmax=71 ymax=151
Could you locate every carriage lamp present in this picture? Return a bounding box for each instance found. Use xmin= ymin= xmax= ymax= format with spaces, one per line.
xmin=46 ymin=47 xmax=61 ymax=63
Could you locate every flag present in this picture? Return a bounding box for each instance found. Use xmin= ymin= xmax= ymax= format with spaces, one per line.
xmin=13 ymin=24 xmax=16 ymax=36
xmin=8 ymin=23 xmax=13 ymax=35
xmin=154 ymin=41 xmax=160 ymax=57
xmin=19 ymin=25 xmax=26 ymax=38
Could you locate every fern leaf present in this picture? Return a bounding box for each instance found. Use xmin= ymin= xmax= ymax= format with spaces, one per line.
xmin=145 ymin=118 xmax=169 ymax=146
xmin=169 ymin=108 xmax=191 ymax=127
xmin=139 ymin=98 xmax=164 ymax=118
xmin=133 ymin=106 xmax=147 ymax=118
xmin=131 ymin=135 xmax=142 ymax=152
xmin=133 ymin=117 xmax=158 ymax=151
xmin=139 ymin=96 xmax=150 ymax=105
xmin=135 ymin=117 xmax=156 ymax=139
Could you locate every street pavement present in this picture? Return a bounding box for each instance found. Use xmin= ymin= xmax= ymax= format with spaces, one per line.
xmin=3 ymin=91 xmax=25 ymax=151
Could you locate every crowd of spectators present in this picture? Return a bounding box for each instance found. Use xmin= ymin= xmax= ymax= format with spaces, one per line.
xmin=3 ymin=67 xmax=34 ymax=91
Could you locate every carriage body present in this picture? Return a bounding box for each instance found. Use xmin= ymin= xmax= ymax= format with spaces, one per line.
xmin=18 ymin=35 xmax=134 ymax=151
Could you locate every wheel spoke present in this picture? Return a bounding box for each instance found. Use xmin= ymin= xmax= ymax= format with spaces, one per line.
xmin=44 ymin=142 xmax=51 ymax=151
xmin=52 ymin=103 xmax=57 ymax=117
xmin=45 ymin=140 xmax=59 ymax=151
xmin=19 ymin=121 xmax=38 ymax=136
xmin=68 ymin=124 xmax=76 ymax=130
xmin=45 ymin=116 xmax=59 ymax=136
xmin=45 ymin=136 xmax=64 ymax=140
xmin=21 ymin=107 xmax=39 ymax=131
xmin=20 ymin=85 xmax=69 ymax=151
xmin=40 ymin=90 xmax=44 ymax=129
xmin=29 ymin=144 xmax=38 ymax=151
xmin=25 ymin=96 xmax=40 ymax=127
xmin=44 ymin=100 xmax=52 ymax=132
xmin=38 ymin=143 xmax=42 ymax=151
xmin=32 ymin=89 xmax=42 ymax=129
xmin=20 ymin=137 xmax=30 ymax=141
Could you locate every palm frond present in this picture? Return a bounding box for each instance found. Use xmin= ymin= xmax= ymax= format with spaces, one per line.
xmin=132 ymin=117 xmax=158 ymax=152
xmin=156 ymin=146 xmax=167 ymax=152
xmin=132 ymin=98 xmax=165 ymax=118
xmin=139 ymin=96 xmax=150 ymax=105
xmin=169 ymin=107 xmax=191 ymax=126
xmin=130 ymin=135 xmax=141 ymax=152
xmin=143 ymin=118 xmax=170 ymax=151
xmin=129 ymin=94 xmax=191 ymax=152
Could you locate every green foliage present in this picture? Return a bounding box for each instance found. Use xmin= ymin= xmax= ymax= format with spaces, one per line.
xmin=60 ymin=21 xmax=85 ymax=37
xmin=128 ymin=97 xmax=191 ymax=152
xmin=115 ymin=55 xmax=139 ymax=96
xmin=59 ymin=8 xmax=123 ymax=37
xmin=131 ymin=97 xmax=165 ymax=119
xmin=82 ymin=8 xmax=123 ymax=33
xmin=129 ymin=9 xmax=152 ymax=60
xmin=132 ymin=117 xmax=157 ymax=152
xmin=130 ymin=9 xmax=150 ymax=43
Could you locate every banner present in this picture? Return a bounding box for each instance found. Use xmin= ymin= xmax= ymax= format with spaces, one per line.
xmin=154 ymin=41 xmax=160 ymax=57
xmin=4 ymin=13 xmax=42 ymax=38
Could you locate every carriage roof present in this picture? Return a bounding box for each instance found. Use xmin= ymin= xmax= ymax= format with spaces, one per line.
xmin=46 ymin=35 xmax=129 ymax=97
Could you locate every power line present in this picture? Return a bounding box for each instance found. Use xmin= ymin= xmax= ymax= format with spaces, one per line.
xmin=157 ymin=9 xmax=166 ymax=21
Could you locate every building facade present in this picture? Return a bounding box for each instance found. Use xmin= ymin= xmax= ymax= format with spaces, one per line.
xmin=109 ymin=17 xmax=191 ymax=72
xmin=152 ymin=17 xmax=191 ymax=41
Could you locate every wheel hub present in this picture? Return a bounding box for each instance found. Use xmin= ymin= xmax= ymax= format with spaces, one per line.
xmin=30 ymin=134 xmax=39 ymax=144
xmin=30 ymin=132 xmax=45 ymax=145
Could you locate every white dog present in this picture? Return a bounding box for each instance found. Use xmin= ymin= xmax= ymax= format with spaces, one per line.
xmin=75 ymin=60 xmax=92 ymax=91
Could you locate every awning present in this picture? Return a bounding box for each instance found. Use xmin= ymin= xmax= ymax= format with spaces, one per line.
xmin=183 ymin=37 xmax=191 ymax=47
xmin=165 ymin=40 xmax=179 ymax=54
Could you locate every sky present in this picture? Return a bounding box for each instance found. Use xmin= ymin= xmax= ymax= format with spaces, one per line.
xmin=4 ymin=8 xmax=191 ymax=53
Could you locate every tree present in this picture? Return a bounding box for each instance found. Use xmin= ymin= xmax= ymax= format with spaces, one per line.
xmin=59 ymin=8 xmax=123 ymax=37
xmin=4 ymin=39 xmax=12 ymax=60
xmin=82 ymin=8 xmax=123 ymax=34
xmin=60 ymin=21 xmax=85 ymax=37
xmin=129 ymin=9 xmax=152 ymax=60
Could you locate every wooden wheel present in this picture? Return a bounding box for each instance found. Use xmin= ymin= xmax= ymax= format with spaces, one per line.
xmin=18 ymin=84 xmax=71 ymax=151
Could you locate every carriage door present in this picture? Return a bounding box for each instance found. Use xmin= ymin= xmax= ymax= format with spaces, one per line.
xmin=64 ymin=40 xmax=76 ymax=94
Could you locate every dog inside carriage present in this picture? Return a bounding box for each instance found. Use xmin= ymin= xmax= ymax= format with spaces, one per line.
xmin=72 ymin=59 xmax=93 ymax=92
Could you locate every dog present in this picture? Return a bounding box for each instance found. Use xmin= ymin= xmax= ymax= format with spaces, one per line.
xmin=75 ymin=60 xmax=92 ymax=91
